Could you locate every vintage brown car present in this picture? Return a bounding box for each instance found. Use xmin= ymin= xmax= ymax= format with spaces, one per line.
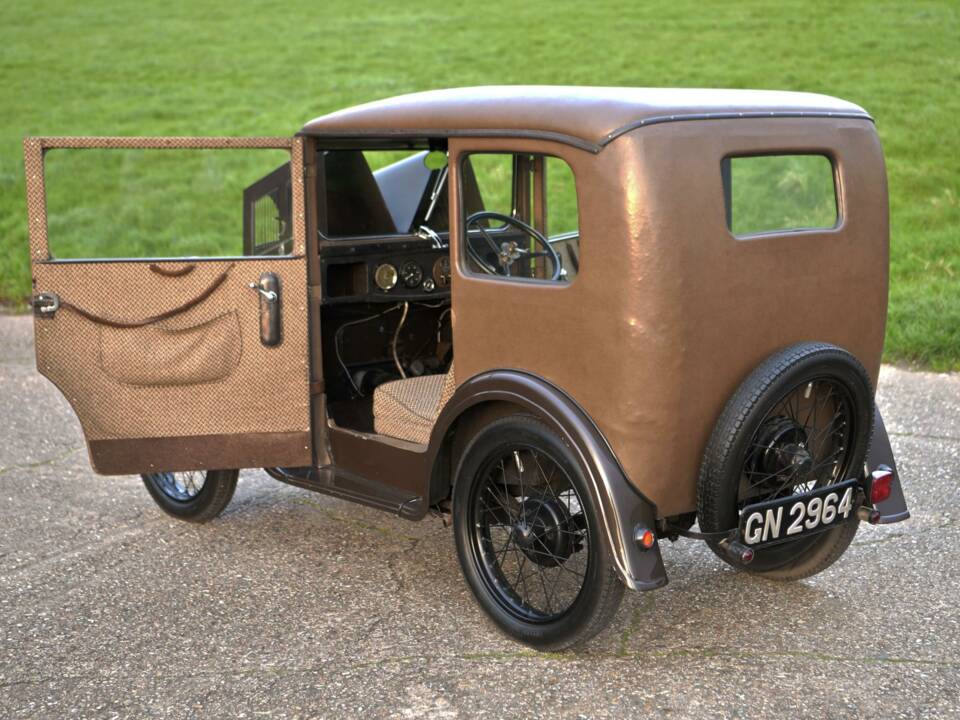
xmin=23 ymin=86 xmax=909 ymax=649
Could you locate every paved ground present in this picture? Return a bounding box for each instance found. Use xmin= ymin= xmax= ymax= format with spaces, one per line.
xmin=1 ymin=314 xmax=958 ymax=719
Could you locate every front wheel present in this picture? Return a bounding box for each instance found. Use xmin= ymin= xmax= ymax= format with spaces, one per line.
xmin=141 ymin=469 xmax=239 ymax=522
xmin=452 ymin=415 xmax=624 ymax=651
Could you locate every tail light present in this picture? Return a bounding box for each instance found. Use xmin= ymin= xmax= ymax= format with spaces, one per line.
xmin=870 ymin=468 xmax=894 ymax=505
xmin=634 ymin=526 xmax=656 ymax=550
xmin=858 ymin=507 xmax=882 ymax=523
xmin=722 ymin=539 xmax=754 ymax=564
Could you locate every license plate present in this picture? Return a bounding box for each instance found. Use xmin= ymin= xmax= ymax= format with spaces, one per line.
xmin=739 ymin=479 xmax=858 ymax=547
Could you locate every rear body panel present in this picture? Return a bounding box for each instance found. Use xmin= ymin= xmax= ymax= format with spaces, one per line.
xmin=448 ymin=117 xmax=888 ymax=517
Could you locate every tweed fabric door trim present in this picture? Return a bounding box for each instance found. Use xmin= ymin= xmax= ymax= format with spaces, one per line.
xmin=98 ymin=310 xmax=242 ymax=387
xmin=24 ymin=137 xmax=313 ymax=472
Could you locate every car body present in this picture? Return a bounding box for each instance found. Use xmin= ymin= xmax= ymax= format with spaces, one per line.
xmin=23 ymin=86 xmax=910 ymax=648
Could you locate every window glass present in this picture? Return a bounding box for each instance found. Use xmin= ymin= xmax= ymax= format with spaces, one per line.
xmin=468 ymin=154 xmax=514 ymax=222
xmin=545 ymin=156 xmax=578 ymax=237
xmin=462 ymin=152 xmax=580 ymax=283
xmin=245 ymin=163 xmax=293 ymax=256
xmin=723 ymin=154 xmax=838 ymax=237
xmin=321 ymin=149 xmax=451 ymax=237
xmin=44 ymin=148 xmax=291 ymax=259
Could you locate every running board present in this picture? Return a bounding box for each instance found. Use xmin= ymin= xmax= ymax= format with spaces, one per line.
xmin=264 ymin=466 xmax=423 ymax=520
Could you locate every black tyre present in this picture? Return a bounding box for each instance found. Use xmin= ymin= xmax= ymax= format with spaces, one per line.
xmin=141 ymin=469 xmax=239 ymax=523
xmin=697 ymin=343 xmax=874 ymax=579
xmin=453 ymin=415 xmax=624 ymax=651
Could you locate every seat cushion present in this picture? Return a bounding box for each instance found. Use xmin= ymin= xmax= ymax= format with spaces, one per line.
xmin=373 ymin=366 xmax=455 ymax=444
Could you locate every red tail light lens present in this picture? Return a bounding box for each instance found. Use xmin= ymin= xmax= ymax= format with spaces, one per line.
xmin=634 ymin=526 xmax=656 ymax=550
xmin=870 ymin=469 xmax=894 ymax=504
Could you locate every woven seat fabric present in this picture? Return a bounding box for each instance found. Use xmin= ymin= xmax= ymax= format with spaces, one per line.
xmin=373 ymin=365 xmax=455 ymax=444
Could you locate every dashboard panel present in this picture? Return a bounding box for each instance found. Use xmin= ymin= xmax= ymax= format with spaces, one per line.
xmin=320 ymin=237 xmax=451 ymax=304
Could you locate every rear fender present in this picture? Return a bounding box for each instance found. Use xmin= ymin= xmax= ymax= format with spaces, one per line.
xmin=428 ymin=369 xmax=668 ymax=591
xmin=866 ymin=407 xmax=910 ymax=522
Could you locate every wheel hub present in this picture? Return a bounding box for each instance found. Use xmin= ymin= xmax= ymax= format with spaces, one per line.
xmin=151 ymin=470 xmax=206 ymax=501
xmin=758 ymin=418 xmax=813 ymax=481
xmin=512 ymin=497 xmax=574 ymax=567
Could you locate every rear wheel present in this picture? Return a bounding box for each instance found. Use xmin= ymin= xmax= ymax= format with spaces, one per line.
xmin=141 ymin=469 xmax=239 ymax=522
xmin=453 ymin=415 xmax=623 ymax=650
xmin=697 ymin=343 xmax=874 ymax=580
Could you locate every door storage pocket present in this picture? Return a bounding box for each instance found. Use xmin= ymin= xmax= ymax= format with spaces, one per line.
xmin=99 ymin=311 xmax=242 ymax=387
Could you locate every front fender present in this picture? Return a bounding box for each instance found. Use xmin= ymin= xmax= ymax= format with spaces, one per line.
xmin=428 ymin=369 xmax=668 ymax=591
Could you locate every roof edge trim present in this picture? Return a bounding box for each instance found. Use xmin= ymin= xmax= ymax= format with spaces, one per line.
xmin=296 ymin=127 xmax=603 ymax=153
xmin=299 ymin=110 xmax=876 ymax=154
xmin=601 ymin=110 xmax=875 ymax=147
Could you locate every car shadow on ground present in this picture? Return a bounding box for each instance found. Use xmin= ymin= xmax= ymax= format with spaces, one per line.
xmin=186 ymin=475 xmax=847 ymax=659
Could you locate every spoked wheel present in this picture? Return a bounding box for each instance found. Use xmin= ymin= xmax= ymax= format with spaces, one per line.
xmin=698 ymin=343 xmax=874 ymax=579
xmin=453 ymin=415 xmax=623 ymax=650
xmin=141 ymin=469 xmax=239 ymax=522
xmin=473 ymin=450 xmax=589 ymax=621
xmin=151 ymin=471 xmax=207 ymax=501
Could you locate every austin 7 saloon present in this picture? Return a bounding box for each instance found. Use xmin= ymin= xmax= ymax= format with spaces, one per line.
xmin=23 ymin=86 xmax=910 ymax=649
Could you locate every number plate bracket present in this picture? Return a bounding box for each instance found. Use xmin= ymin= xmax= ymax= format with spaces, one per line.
xmin=738 ymin=479 xmax=861 ymax=548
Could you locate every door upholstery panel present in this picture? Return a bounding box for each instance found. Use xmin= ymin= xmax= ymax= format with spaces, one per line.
xmin=32 ymin=257 xmax=312 ymax=471
xmin=98 ymin=310 xmax=242 ymax=387
xmin=25 ymin=137 xmax=313 ymax=474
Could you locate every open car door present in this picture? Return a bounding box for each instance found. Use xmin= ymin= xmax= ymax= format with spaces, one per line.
xmin=23 ymin=137 xmax=313 ymax=474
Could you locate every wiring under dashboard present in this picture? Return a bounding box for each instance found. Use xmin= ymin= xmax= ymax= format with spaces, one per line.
xmin=334 ymin=303 xmax=401 ymax=396
xmin=436 ymin=308 xmax=451 ymax=343
xmin=334 ymin=300 xmax=451 ymax=397
xmin=392 ymin=302 xmax=410 ymax=379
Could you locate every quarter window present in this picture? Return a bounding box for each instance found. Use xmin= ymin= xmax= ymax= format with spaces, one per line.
xmin=461 ymin=152 xmax=580 ymax=283
xmin=722 ymin=154 xmax=838 ymax=237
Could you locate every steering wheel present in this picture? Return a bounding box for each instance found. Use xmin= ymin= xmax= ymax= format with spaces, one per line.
xmin=465 ymin=211 xmax=563 ymax=281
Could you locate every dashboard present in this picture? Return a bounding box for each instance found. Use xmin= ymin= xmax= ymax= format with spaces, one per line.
xmin=320 ymin=238 xmax=452 ymax=304
xmin=374 ymin=255 xmax=451 ymax=295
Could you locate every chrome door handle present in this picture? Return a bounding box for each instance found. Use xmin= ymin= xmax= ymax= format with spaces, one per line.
xmin=247 ymin=282 xmax=277 ymax=303
xmin=249 ymin=273 xmax=282 ymax=346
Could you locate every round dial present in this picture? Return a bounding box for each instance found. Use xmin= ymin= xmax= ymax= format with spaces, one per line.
xmin=401 ymin=261 xmax=424 ymax=289
xmin=432 ymin=256 xmax=451 ymax=288
xmin=374 ymin=263 xmax=398 ymax=291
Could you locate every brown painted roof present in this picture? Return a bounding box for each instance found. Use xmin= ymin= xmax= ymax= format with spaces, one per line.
xmin=300 ymin=86 xmax=871 ymax=152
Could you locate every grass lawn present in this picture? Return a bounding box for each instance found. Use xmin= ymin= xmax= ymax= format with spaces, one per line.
xmin=1 ymin=0 xmax=957 ymax=369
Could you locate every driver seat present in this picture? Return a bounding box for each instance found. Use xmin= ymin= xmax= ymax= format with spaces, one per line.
xmin=373 ymin=364 xmax=456 ymax=444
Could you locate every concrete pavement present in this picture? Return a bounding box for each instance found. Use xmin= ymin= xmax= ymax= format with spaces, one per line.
xmin=1 ymin=315 xmax=958 ymax=719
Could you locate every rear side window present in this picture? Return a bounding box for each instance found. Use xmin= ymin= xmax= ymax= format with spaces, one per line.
xmin=722 ymin=154 xmax=838 ymax=237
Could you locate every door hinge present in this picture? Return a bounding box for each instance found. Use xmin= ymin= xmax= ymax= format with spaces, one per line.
xmin=33 ymin=292 xmax=60 ymax=317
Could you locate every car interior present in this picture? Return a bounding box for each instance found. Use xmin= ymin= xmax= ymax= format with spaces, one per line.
xmin=243 ymin=144 xmax=580 ymax=445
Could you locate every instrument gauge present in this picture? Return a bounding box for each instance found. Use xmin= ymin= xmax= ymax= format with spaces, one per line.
xmin=374 ymin=263 xmax=398 ymax=291
xmin=432 ymin=256 xmax=451 ymax=288
xmin=401 ymin=261 xmax=424 ymax=289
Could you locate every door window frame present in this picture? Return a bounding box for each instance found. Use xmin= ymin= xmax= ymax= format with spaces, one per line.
xmin=23 ymin=136 xmax=307 ymax=264
xmin=454 ymin=146 xmax=581 ymax=287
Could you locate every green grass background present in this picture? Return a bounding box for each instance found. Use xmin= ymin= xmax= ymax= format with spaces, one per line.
xmin=1 ymin=0 xmax=957 ymax=368
xmin=43 ymin=149 xmax=289 ymax=258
